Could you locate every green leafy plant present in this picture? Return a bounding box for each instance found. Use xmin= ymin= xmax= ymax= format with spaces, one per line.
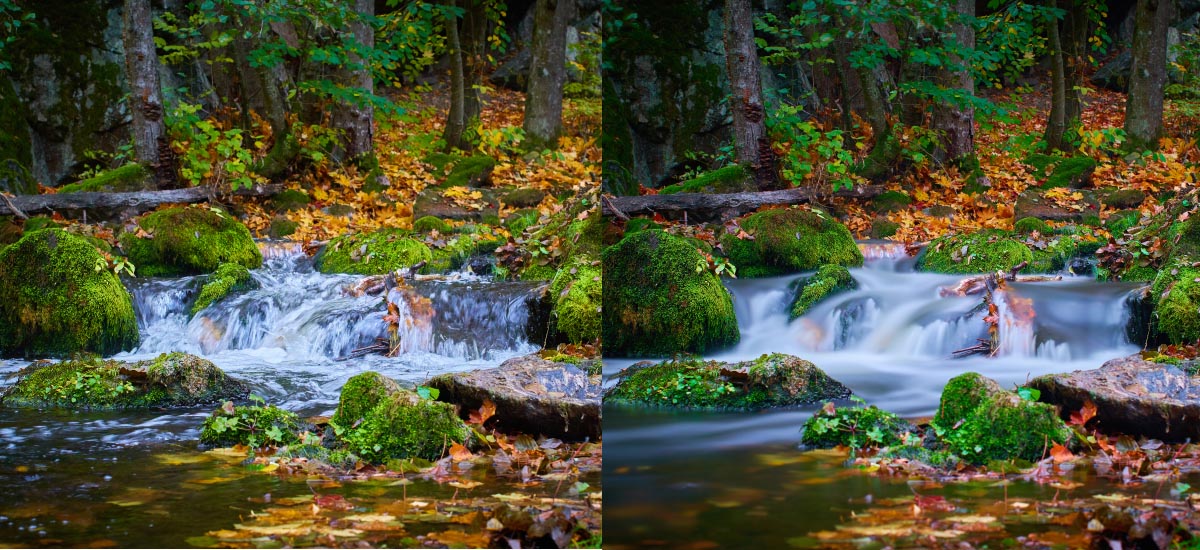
xmin=766 ymin=101 xmax=856 ymax=191
xmin=166 ymin=103 xmax=259 ymax=190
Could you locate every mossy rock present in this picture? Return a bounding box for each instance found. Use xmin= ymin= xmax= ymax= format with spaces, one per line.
xmin=0 ymin=159 xmax=37 ymax=195
xmin=918 ymin=230 xmax=1032 ymax=274
xmin=412 ymin=215 xmax=453 ymax=234
xmin=270 ymin=189 xmax=311 ymax=213
xmin=24 ymin=216 xmax=63 ymax=233
xmin=57 ymin=164 xmax=150 ymax=193
xmin=425 ymin=154 xmax=497 ymax=188
xmin=605 ymin=353 xmax=851 ymax=410
xmin=790 ymin=265 xmax=856 ymax=320
xmin=801 ymin=404 xmax=915 ymax=450
xmin=200 ymin=403 xmax=303 ymax=448
xmin=316 ymin=228 xmax=432 ymax=275
xmin=623 ymin=218 xmax=662 ymax=235
xmin=1044 ymin=156 xmax=1097 ymax=189
xmin=3 ymin=353 xmax=248 ymax=409
xmin=505 ymin=209 xmax=540 ymax=235
xmin=333 ymin=372 xmax=470 ymax=462
xmin=1026 ymin=233 xmax=1099 ymax=273
xmin=602 ymin=230 xmax=739 ymax=356
xmin=1103 ymin=188 xmax=1147 ymax=209
xmin=1151 ymin=263 xmax=1200 ymax=344
xmin=501 ymin=187 xmax=547 ymax=208
xmin=933 ymin=372 xmax=1070 ymax=465
xmin=121 ymin=206 xmax=262 ymax=277
xmin=267 ymin=216 xmax=298 ymax=239
xmin=0 ymin=229 xmax=138 ymax=358
xmin=1023 ymin=153 xmax=1061 ymax=177
xmin=549 ymin=256 xmax=601 ymax=343
xmin=1013 ymin=217 xmax=1052 ymax=235
xmin=658 ymin=165 xmax=751 ymax=195
xmin=872 ymin=190 xmax=912 ymax=214
xmin=869 ymin=218 xmax=899 ymax=239
xmin=1105 ymin=210 xmax=1141 ymax=236
xmin=192 ymin=263 xmax=256 ymax=315
xmin=425 ymin=234 xmax=479 ymax=273
xmin=719 ymin=208 xmax=863 ymax=278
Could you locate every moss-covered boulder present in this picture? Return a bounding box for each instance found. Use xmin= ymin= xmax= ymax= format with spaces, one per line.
xmin=602 ymin=230 xmax=739 ymax=356
xmin=801 ymin=404 xmax=916 ymax=450
xmin=720 ymin=208 xmax=863 ymax=278
xmin=606 ymin=354 xmax=851 ymax=410
xmin=121 ymin=206 xmax=262 ymax=276
xmin=192 ymin=263 xmax=256 ymax=315
xmin=872 ymin=190 xmax=912 ymax=213
xmin=412 ymin=215 xmax=453 ymax=234
xmin=1014 ymin=188 xmax=1101 ymax=223
xmin=790 ymin=265 xmax=856 ymax=320
xmin=1044 ymin=156 xmax=1097 ymax=189
xmin=316 ymin=228 xmax=432 ymax=275
xmin=200 ymin=402 xmax=303 ymax=448
xmin=658 ymin=165 xmax=751 ymax=195
xmin=424 ymin=153 xmax=497 ymax=188
xmin=1150 ymin=263 xmax=1200 ymax=344
xmin=270 ymin=189 xmax=311 ymax=212
xmin=332 ymin=372 xmax=470 ymax=462
xmin=918 ymin=230 xmax=1032 ymax=274
xmin=869 ymin=218 xmax=899 ymax=239
xmin=1103 ymin=188 xmax=1147 ymax=209
xmin=429 ymin=354 xmax=601 ymax=440
xmin=56 ymin=163 xmax=150 ymax=193
xmin=932 ymin=372 xmax=1070 ymax=465
xmin=501 ymin=187 xmax=547 ymax=208
xmin=1013 ymin=217 xmax=1052 ymax=235
xmin=2 ymin=353 xmax=249 ymax=409
xmin=266 ymin=216 xmax=298 ymax=239
xmin=549 ymin=256 xmax=601 ymax=343
xmin=0 ymin=229 xmax=139 ymax=357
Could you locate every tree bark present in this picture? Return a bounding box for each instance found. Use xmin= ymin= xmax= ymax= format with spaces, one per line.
xmin=1061 ymin=0 xmax=1087 ymax=124
xmin=1044 ymin=4 xmax=1069 ymax=151
xmin=443 ymin=0 xmax=469 ymax=151
xmin=123 ymin=0 xmax=170 ymax=188
xmin=332 ymin=0 xmax=375 ymax=161
xmin=724 ymin=0 xmax=777 ymax=189
xmin=461 ymin=0 xmax=488 ymax=125
xmin=932 ymin=0 xmax=975 ymax=162
xmin=602 ymin=185 xmax=884 ymax=223
xmin=1124 ymin=0 xmax=1173 ymax=151
xmin=523 ymin=0 xmax=572 ymax=150
xmin=0 ymin=183 xmax=282 ymax=220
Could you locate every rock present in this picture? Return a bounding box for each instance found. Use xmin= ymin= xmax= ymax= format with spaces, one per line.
xmin=501 ymin=187 xmax=547 ymax=208
xmin=1103 ymin=188 xmax=1147 ymax=209
xmin=801 ymin=404 xmax=916 ymax=449
xmin=1092 ymin=50 xmax=1132 ymax=92
xmin=790 ymin=264 xmax=856 ymax=319
xmin=412 ymin=215 xmax=453 ymax=234
xmin=934 ymin=372 xmax=1071 ymax=464
xmin=919 ymin=230 xmax=1032 ymax=274
xmin=1045 ymin=156 xmax=1097 ymax=189
xmin=602 ymin=230 xmax=739 ymax=356
xmin=425 ymin=153 xmax=497 ymax=188
xmin=429 ymin=354 xmax=602 ymax=441
xmin=2 ymin=352 xmax=249 ymax=409
xmin=316 ymin=228 xmax=432 ymax=275
xmin=266 ymin=216 xmax=298 ymax=239
xmin=270 ymin=189 xmax=311 ymax=212
xmin=719 ymin=207 xmax=863 ymax=278
xmin=412 ymin=185 xmax=502 ymax=222
xmin=321 ymin=203 xmax=356 ymax=218
xmin=869 ymin=217 xmax=899 ymax=239
xmin=549 ymin=256 xmax=601 ymax=343
xmin=605 ymin=353 xmax=851 ymax=410
xmin=1150 ymin=262 xmax=1200 ymax=343
xmin=490 ymin=48 xmax=533 ymax=91
xmin=192 ymin=263 xmax=257 ymax=315
xmin=56 ymin=163 xmax=151 ymax=193
xmin=1013 ymin=216 xmax=1052 ymax=235
xmin=1030 ymin=355 xmax=1200 ymax=442
xmin=922 ymin=205 xmax=957 ymax=219
xmin=0 ymin=229 xmax=139 ymax=357
xmin=120 ymin=205 xmax=263 ymax=276
xmin=1014 ymin=188 xmax=1100 ymax=223
xmin=332 ymin=372 xmax=470 ymax=462
xmin=871 ymin=190 xmax=912 ymax=213
xmin=0 ymin=159 xmax=37 ymax=195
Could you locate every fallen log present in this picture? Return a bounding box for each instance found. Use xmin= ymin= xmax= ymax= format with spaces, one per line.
xmin=0 ymin=183 xmax=283 ymax=220
xmin=602 ymin=184 xmax=885 ymax=222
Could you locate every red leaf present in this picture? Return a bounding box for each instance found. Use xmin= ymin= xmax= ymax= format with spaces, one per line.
xmin=1068 ymin=400 xmax=1097 ymax=427
xmin=1050 ymin=443 xmax=1075 ymax=463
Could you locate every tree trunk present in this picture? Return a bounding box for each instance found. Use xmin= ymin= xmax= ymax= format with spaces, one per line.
xmin=443 ymin=0 xmax=468 ymax=151
xmin=1044 ymin=4 xmax=1069 ymax=151
xmin=332 ymin=0 xmax=375 ymax=161
xmin=932 ymin=0 xmax=975 ymax=162
xmin=123 ymin=0 xmax=170 ymax=188
xmin=523 ymin=0 xmax=572 ymax=150
xmin=1061 ymin=0 xmax=1087 ymax=125
xmin=1124 ymin=0 xmax=1173 ymax=151
xmin=724 ymin=0 xmax=777 ymax=189
xmin=461 ymin=0 xmax=488 ymax=125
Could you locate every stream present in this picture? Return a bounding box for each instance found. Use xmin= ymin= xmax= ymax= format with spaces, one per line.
xmin=0 ymin=242 xmax=555 ymax=547
xmin=603 ymin=242 xmax=1187 ymax=548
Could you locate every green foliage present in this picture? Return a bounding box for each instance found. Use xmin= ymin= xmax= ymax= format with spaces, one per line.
xmin=790 ymin=264 xmax=856 ymax=319
xmin=801 ymin=401 xmax=913 ymax=451
xmin=332 ymin=372 xmax=469 ymax=463
xmin=766 ymin=102 xmax=855 ymax=191
xmin=57 ymin=164 xmax=150 ymax=194
xmin=1152 ymin=263 xmax=1200 ymax=344
xmin=0 ymin=0 xmax=35 ymax=71
xmin=1013 ymin=217 xmax=1052 ymax=235
xmin=200 ymin=399 xmax=302 ymax=449
xmin=872 ymin=190 xmax=912 ymax=214
xmin=932 ymin=372 xmax=1070 ymax=465
xmin=166 ymin=103 xmax=258 ymax=190
xmin=658 ymin=165 xmax=750 ymax=195
xmin=606 ymin=359 xmax=739 ymax=408
xmin=412 ymin=215 xmax=453 ymax=234
xmin=564 ymin=30 xmax=602 ymax=99
xmin=1167 ymin=30 xmax=1200 ymax=99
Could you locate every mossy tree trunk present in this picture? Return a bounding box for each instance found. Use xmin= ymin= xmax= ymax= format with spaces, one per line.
xmin=1124 ymin=0 xmax=1173 ymax=151
xmin=443 ymin=0 xmax=469 ymax=151
xmin=724 ymin=0 xmax=777 ymax=190
xmin=1061 ymin=0 xmax=1088 ymax=125
xmin=1044 ymin=3 xmax=1069 ymax=151
xmin=123 ymin=0 xmax=171 ymax=188
xmin=332 ymin=0 xmax=375 ymax=162
xmin=931 ymin=0 xmax=975 ymax=163
xmin=523 ymin=0 xmax=573 ymax=150
xmin=461 ymin=0 xmax=488 ymax=129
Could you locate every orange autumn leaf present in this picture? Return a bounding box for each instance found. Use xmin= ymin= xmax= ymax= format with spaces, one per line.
xmin=467 ymin=399 xmax=497 ymax=426
xmin=1069 ymin=400 xmax=1098 ymax=427
xmin=448 ymin=443 xmax=474 ymax=461
xmin=1049 ymin=443 xmax=1075 ymax=463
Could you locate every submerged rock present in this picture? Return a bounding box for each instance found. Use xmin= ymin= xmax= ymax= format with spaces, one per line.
xmin=331 ymin=372 xmax=470 ymax=462
xmin=602 ymin=230 xmax=739 ymax=356
xmin=0 ymin=228 xmax=139 ymax=358
xmin=192 ymin=262 xmax=257 ymax=315
xmin=2 ymin=352 xmax=249 ymax=409
xmin=120 ymin=206 xmax=263 ymax=276
xmin=719 ymin=207 xmax=863 ymax=278
xmin=1030 ymin=355 xmax=1200 ymax=442
xmin=605 ymin=353 xmax=851 ymax=410
xmin=790 ymin=264 xmax=856 ymax=320
xmin=429 ymin=354 xmax=602 ymax=441
xmin=933 ymin=372 xmax=1070 ymax=464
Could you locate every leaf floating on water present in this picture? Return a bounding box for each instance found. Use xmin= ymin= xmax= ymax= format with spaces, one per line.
xmin=106 ymin=500 xmax=143 ymax=507
xmin=449 ymin=443 xmax=474 ymax=462
xmin=154 ymin=453 xmax=210 ymax=466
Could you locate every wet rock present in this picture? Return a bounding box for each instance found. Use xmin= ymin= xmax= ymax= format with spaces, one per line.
xmin=934 ymin=372 xmax=1071 ymax=464
xmin=1030 ymin=354 xmax=1200 ymax=442
xmin=790 ymin=264 xmax=856 ymax=319
xmin=429 ymin=354 xmax=601 ymax=441
xmin=605 ymin=353 xmax=851 ymax=410
xmin=1014 ymin=188 xmax=1101 ymax=223
xmin=192 ymin=263 xmax=257 ymax=315
xmin=2 ymin=352 xmax=249 ymax=409
xmin=120 ymin=205 xmax=263 ymax=276
xmin=719 ymin=207 xmax=863 ymax=278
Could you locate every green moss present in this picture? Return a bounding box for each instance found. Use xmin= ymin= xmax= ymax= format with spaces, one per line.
xmin=658 ymin=165 xmax=751 ymax=195
xmin=624 ymin=218 xmax=662 ymax=235
xmin=0 ymin=229 xmax=138 ymax=357
xmin=1106 ymin=210 xmax=1142 ymax=236
xmin=330 ymin=371 xmax=403 ymax=431
xmin=602 ymin=230 xmax=739 ymax=356
xmin=550 ymin=256 xmax=601 ymax=343
xmin=1044 ymin=156 xmax=1097 ymax=189
xmin=333 ymin=372 xmax=469 ymax=462
xmin=505 ymin=209 xmax=540 ymax=235
xmin=412 ymin=215 xmax=453 ymax=233
xmin=267 ymin=217 xmax=298 ymax=239
xmin=57 ymin=164 xmax=150 ymax=193
xmin=271 ymin=189 xmax=311 ymax=212
xmin=606 ymin=354 xmax=846 ymax=409
xmin=1027 ymin=234 xmax=1097 ymax=273
xmin=872 ymin=190 xmax=912 ymax=213
xmin=1152 ymin=264 xmax=1200 ymax=343
xmin=869 ymin=218 xmax=899 ymax=239
xmin=1013 ymin=217 xmax=1052 ymax=235
xmin=0 ymin=79 xmax=31 ymax=169
xmin=501 ymin=188 xmax=546 ymax=208
xmin=719 ymin=208 xmax=863 ymax=278
xmin=23 ymin=216 xmax=62 ymax=233
xmin=1022 ymin=153 xmax=1061 ymax=176
xmin=519 ymin=263 xmax=559 ymax=281
xmin=801 ymin=404 xmax=913 ymax=450
xmin=423 ymin=152 xmax=458 ymax=171
xmin=121 ymin=206 xmax=262 ymax=276
xmin=317 ymin=228 xmax=432 ymax=275
xmin=425 ymin=235 xmax=478 ymax=273
xmin=436 ymin=155 xmax=497 ymax=188
xmin=192 ymin=263 xmax=255 ymax=315
xmin=933 ymin=372 xmax=1070 ymax=465
xmin=918 ymin=230 xmax=1033 ymax=274
xmin=1122 ymin=264 xmax=1160 ymax=282
xmin=790 ymin=265 xmax=856 ymax=319
xmin=200 ymin=403 xmax=302 ymax=448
